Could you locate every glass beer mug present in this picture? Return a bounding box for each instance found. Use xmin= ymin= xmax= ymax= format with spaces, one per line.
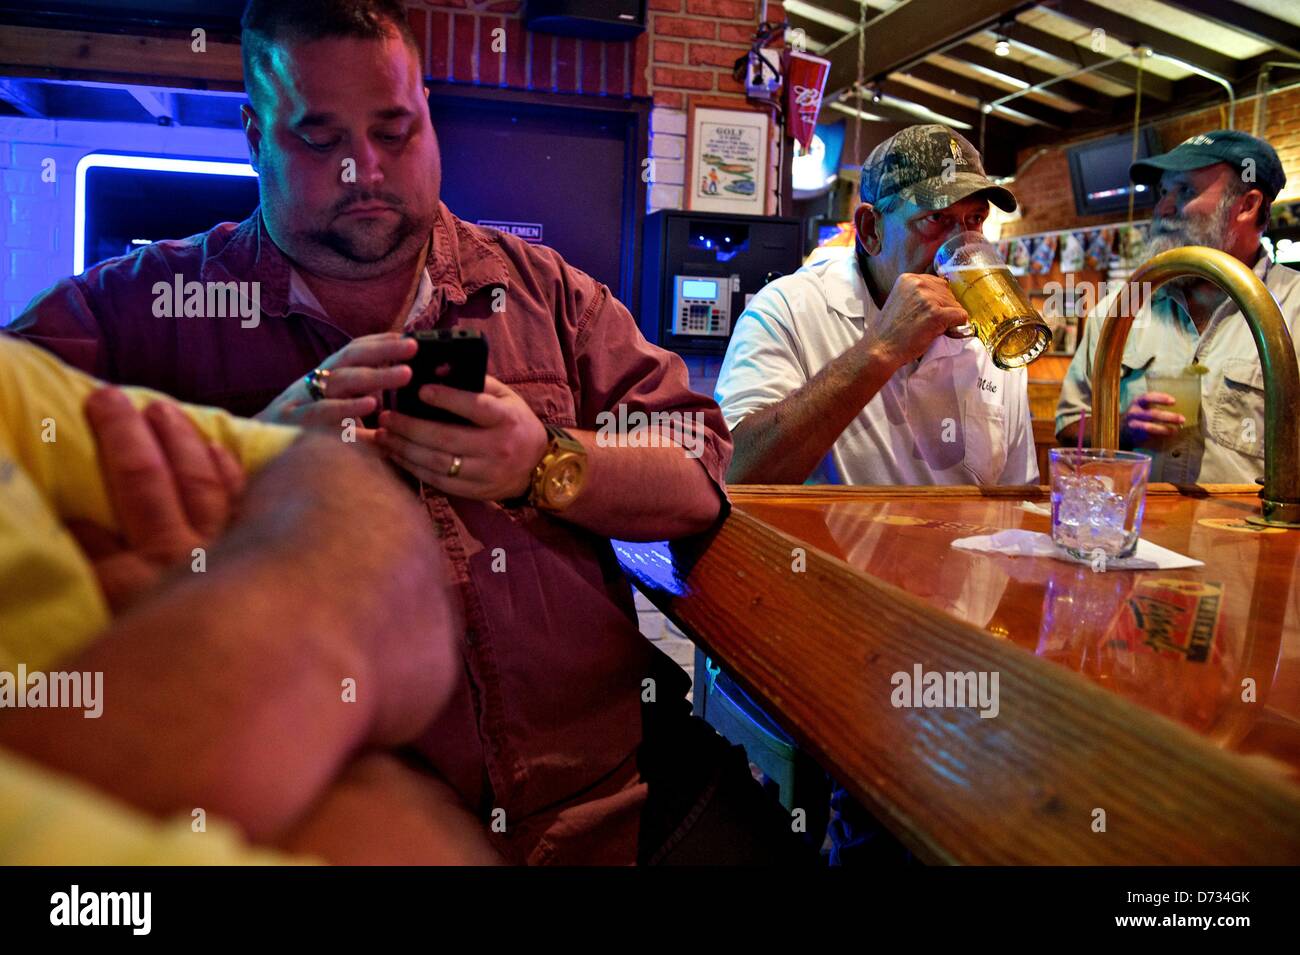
xmin=934 ymin=231 xmax=1050 ymax=370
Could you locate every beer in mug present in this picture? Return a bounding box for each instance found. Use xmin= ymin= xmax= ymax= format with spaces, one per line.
xmin=935 ymin=232 xmax=1050 ymax=370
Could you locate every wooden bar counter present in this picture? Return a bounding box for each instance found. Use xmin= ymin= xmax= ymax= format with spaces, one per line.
xmin=615 ymin=484 xmax=1300 ymax=864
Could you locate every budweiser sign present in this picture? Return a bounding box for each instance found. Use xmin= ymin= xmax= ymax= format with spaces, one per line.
xmin=785 ymin=50 xmax=831 ymax=150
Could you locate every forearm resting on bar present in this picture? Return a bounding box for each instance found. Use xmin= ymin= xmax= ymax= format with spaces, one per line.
xmin=0 ymin=436 xmax=460 ymax=842
xmin=554 ymin=430 xmax=724 ymax=541
xmin=728 ymin=339 xmax=897 ymax=485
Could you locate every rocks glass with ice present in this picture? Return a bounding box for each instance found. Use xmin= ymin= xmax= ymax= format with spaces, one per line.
xmin=1049 ymin=448 xmax=1152 ymax=560
xmin=934 ymin=231 xmax=1051 ymax=370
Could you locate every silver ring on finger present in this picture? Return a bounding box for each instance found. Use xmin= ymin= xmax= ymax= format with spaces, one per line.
xmin=304 ymin=367 xmax=331 ymax=402
xmin=448 ymin=454 xmax=463 ymax=478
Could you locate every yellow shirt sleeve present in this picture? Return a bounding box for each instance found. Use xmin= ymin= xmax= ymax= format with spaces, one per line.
xmin=0 ymin=333 xmax=298 ymax=670
xmin=0 ymin=333 xmax=297 ymax=531
xmin=0 ymin=334 xmax=306 ymax=864
xmin=0 ymin=750 xmax=314 ymax=865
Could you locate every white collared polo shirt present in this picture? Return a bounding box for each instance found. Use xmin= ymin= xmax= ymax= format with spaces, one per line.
xmin=715 ymin=246 xmax=1039 ymax=486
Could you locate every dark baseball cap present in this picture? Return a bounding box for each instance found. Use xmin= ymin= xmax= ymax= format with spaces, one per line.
xmin=860 ymin=124 xmax=1017 ymax=213
xmin=1130 ymin=130 xmax=1286 ymax=199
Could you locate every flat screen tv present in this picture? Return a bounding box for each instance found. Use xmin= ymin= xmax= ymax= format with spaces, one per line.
xmin=1067 ymin=127 xmax=1163 ymax=217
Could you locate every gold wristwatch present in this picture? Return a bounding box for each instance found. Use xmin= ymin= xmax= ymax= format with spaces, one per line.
xmin=527 ymin=425 xmax=588 ymax=511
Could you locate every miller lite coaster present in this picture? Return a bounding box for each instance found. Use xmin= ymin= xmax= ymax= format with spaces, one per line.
xmin=1113 ymin=578 xmax=1225 ymax=664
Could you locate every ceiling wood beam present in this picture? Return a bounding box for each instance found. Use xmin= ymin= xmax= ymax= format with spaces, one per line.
xmin=1049 ymin=0 xmax=1239 ymax=80
xmin=875 ymin=79 xmax=985 ymax=129
xmin=1157 ymin=0 xmax=1300 ymax=61
xmin=802 ymin=0 xmax=874 ymax=24
xmin=0 ymin=24 xmax=243 ymax=91
xmin=902 ymin=61 xmax=1073 ymax=127
xmin=823 ymin=0 xmax=1030 ymax=99
xmin=946 ymin=41 xmax=1114 ymax=114
xmin=786 ymin=11 xmax=845 ymax=51
xmin=1001 ymin=20 xmax=1172 ymax=100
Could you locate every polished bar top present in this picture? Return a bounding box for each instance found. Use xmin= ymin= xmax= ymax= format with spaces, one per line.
xmin=739 ymin=485 xmax=1300 ymax=783
xmin=615 ymin=484 xmax=1300 ymax=864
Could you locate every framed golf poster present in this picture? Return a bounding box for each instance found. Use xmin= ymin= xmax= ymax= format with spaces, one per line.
xmin=686 ymin=105 xmax=770 ymax=215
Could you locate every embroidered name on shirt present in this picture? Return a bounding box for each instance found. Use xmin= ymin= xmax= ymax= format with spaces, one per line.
xmin=977 ymin=377 xmax=998 ymax=395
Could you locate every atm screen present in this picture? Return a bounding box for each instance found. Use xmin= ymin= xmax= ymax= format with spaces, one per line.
xmin=681 ymin=279 xmax=718 ymax=299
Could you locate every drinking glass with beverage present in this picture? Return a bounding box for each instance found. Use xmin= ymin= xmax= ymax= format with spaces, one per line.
xmin=935 ymin=231 xmax=1051 ymax=370
xmin=1146 ymin=365 xmax=1205 ymax=432
xmin=1049 ymin=448 xmax=1152 ymax=560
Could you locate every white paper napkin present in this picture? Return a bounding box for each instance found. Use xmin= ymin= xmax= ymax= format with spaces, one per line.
xmin=951 ymin=528 xmax=1203 ymax=570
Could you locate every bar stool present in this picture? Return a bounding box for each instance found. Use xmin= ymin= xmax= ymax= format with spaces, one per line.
xmin=693 ymin=647 xmax=830 ymax=853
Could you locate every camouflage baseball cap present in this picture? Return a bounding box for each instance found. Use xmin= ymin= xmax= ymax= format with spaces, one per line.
xmin=860 ymin=124 xmax=1017 ymax=213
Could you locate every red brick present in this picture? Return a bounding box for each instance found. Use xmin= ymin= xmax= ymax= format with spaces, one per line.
xmin=555 ymin=36 xmax=578 ymax=92
xmin=530 ymin=31 xmax=553 ymax=90
xmin=649 ymin=0 xmax=682 ymax=10
xmin=606 ymin=38 xmax=630 ymax=96
xmin=429 ymin=11 xmax=450 ymax=81
xmin=654 ymin=90 xmax=686 ymax=109
xmin=478 ymin=15 xmax=504 ymax=85
xmin=581 ymin=39 xmax=603 ymax=94
xmin=504 ymin=17 xmax=527 ymax=89
xmin=715 ymin=72 xmax=746 ymax=94
xmin=719 ymin=23 xmax=756 ymax=43
xmin=451 ymin=13 xmax=475 ymax=83
xmin=654 ymin=16 xmax=716 ymax=39
xmin=653 ymin=66 xmax=714 ymax=90
xmin=485 ymin=0 xmax=521 ymax=11
xmin=688 ymin=41 xmax=748 ymax=69
xmin=655 ymin=39 xmax=685 ymax=63
xmin=633 ymin=32 xmax=650 ymax=96
xmin=407 ymin=8 xmax=429 ymax=76
xmin=685 ymin=0 xmax=755 ymax=20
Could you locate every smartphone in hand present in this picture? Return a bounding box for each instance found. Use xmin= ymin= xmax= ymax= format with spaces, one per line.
xmin=394 ymin=329 xmax=488 ymax=425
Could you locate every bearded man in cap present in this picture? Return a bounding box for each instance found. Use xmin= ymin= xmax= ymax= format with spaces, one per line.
xmin=1057 ymin=130 xmax=1300 ymax=483
xmin=715 ymin=124 xmax=1038 ymax=487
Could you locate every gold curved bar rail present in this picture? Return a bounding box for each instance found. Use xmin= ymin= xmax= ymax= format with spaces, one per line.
xmin=1091 ymin=246 xmax=1300 ymax=528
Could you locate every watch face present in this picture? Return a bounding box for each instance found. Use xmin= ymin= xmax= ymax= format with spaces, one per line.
xmin=545 ymin=457 xmax=584 ymax=508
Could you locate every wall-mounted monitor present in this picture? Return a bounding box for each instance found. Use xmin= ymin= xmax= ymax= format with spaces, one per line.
xmin=75 ymin=153 xmax=259 ymax=275
xmin=1067 ymin=127 xmax=1162 ymax=218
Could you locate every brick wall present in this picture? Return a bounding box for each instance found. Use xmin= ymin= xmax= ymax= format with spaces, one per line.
xmin=406 ymin=0 xmax=647 ymax=97
xmin=643 ymin=0 xmax=782 ymax=214
xmin=405 ymin=2 xmax=779 ymax=214
xmin=1003 ymin=86 xmax=1300 ymax=237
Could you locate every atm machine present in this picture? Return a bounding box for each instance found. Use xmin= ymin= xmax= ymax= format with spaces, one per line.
xmin=639 ymin=210 xmax=802 ymax=356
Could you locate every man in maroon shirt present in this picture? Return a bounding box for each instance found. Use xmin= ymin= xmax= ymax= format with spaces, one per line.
xmin=11 ymin=0 xmax=804 ymax=864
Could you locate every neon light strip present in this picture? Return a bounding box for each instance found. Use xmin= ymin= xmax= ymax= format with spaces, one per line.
xmin=74 ymin=153 xmax=257 ymax=275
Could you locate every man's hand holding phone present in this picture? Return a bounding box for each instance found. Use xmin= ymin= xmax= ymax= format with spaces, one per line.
xmin=377 ymin=376 xmax=548 ymax=501
xmin=256 ymin=332 xmax=417 ymax=431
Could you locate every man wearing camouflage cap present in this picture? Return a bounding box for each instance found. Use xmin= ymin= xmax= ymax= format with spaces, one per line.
xmin=715 ymin=124 xmax=1038 ymax=487
xmin=1057 ymin=129 xmax=1300 ymax=484
xmin=712 ymin=124 xmax=1036 ymax=865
